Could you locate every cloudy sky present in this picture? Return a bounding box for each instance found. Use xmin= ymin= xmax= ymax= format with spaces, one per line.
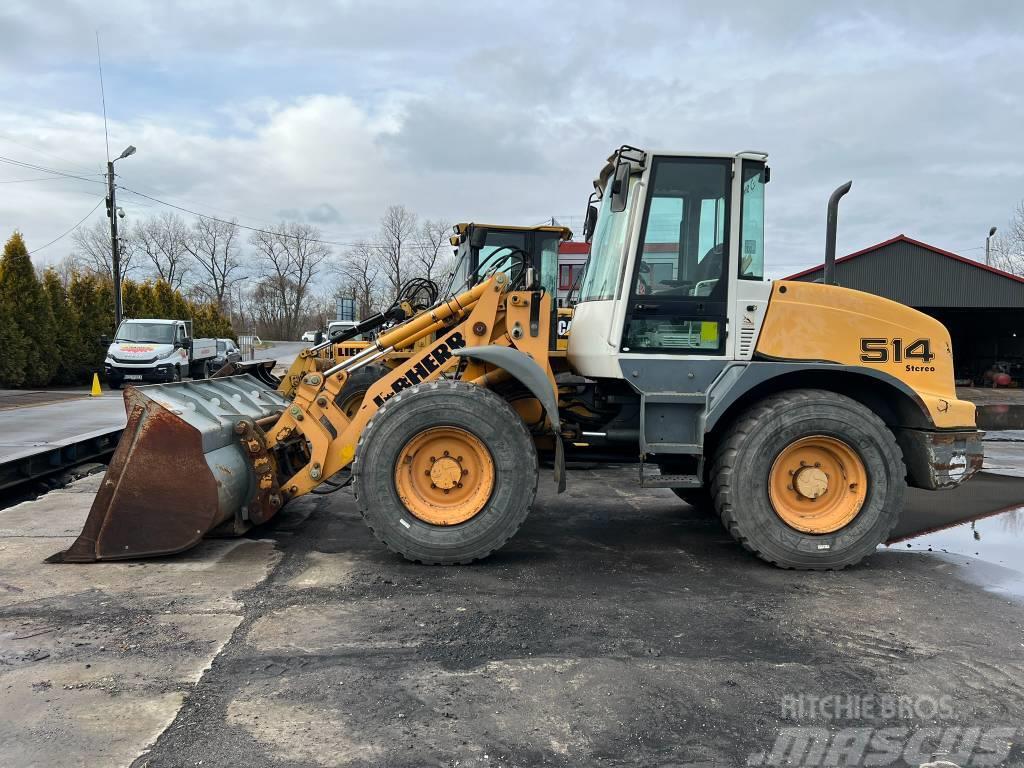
xmin=1 ymin=0 xmax=1022 ymax=277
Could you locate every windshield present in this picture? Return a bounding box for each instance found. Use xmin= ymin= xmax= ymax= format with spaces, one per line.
xmin=578 ymin=176 xmax=636 ymax=302
xmin=115 ymin=322 xmax=175 ymax=344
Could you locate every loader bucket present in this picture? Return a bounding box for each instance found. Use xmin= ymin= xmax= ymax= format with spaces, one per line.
xmin=212 ymin=358 xmax=280 ymax=388
xmin=47 ymin=376 xmax=288 ymax=563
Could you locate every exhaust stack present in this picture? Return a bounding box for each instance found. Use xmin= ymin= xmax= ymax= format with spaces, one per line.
xmin=824 ymin=180 xmax=852 ymax=286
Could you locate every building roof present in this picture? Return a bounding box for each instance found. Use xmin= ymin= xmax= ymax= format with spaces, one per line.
xmin=785 ymin=234 xmax=1024 ymax=309
xmin=558 ymin=241 xmax=590 ymax=255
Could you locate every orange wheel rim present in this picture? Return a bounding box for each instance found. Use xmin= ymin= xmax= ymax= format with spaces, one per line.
xmin=394 ymin=427 xmax=495 ymax=526
xmin=768 ymin=436 xmax=868 ymax=534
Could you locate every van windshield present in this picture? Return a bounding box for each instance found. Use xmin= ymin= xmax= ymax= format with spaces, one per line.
xmin=115 ymin=322 xmax=175 ymax=344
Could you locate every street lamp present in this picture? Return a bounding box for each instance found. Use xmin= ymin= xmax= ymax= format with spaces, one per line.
xmin=107 ymin=144 xmax=136 ymax=326
xmin=985 ymin=226 xmax=998 ymax=266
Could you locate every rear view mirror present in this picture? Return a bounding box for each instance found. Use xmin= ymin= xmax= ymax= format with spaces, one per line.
xmin=610 ymin=161 xmax=630 ymax=213
xmin=583 ymin=204 xmax=598 ymax=243
xmin=468 ymin=226 xmax=487 ymax=250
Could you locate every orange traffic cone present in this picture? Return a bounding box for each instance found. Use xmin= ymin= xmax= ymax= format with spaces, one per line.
xmin=91 ymin=373 xmax=102 ymax=397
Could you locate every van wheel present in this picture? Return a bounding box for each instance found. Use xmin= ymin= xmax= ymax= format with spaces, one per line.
xmin=353 ymin=381 xmax=537 ymax=564
xmin=710 ymin=388 xmax=904 ymax=570
xmin=173 ymin=366 xmax=182 ymax=383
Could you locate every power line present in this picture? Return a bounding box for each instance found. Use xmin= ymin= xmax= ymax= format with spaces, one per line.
xmin=117 ymin=185 xmax=441 ymax=250
xmin=96 ymin=31 xmax=110 ymax=164
xmin=0 ymin=133 xmax=99 ymax=175
xmin=0 ymin=176 xmax=97 ymax=185
xmin=28 ymin=197 xmax=105 ymax=255
xmin=0 ymin=155 xmax=105 ymax=185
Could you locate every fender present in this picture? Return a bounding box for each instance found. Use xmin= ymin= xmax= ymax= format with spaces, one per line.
xmin=705 ymin=361 xmax=936 ymax=433
xmin=454 ymin=345 xmax=566 ymax=492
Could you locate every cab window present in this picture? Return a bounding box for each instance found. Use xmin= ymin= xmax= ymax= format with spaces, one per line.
xmin=740 ymin=161 xmax=766 ymax=280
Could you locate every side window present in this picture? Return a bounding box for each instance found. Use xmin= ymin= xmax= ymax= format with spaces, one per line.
xmin=538 ymin=234 xmax=559 ymax=296
xmin=740 ymin=162 xmax=766 ymax=280
xmin=558 ymin=264 xmax=572 ymax=290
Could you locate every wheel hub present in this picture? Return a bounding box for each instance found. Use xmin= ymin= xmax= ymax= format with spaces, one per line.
xmin=768 ymin=436 xmax=867 ymax=534
xmin=793 ymin=465 xmax=829 ymax=499
xmin=394 ymin=427 xmax=495 ymax=526
xmin=429 ymin=455 xmax=463 ymax=490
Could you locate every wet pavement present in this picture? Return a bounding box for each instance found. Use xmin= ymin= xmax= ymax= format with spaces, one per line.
xmin=889 ymin=429 xmax=1024 ymax=599
xmin=2 ymin=462 xmax=1024 ymax=766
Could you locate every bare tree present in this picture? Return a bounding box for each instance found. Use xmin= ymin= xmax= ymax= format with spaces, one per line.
xmin=183 ymin=217 xmax=245 ymax=310
xmin=378 ymin=204 xmax=418 ymax=301
xmin=134 ymin=212 xmax=191 ymax=289
xmin=70 ymin=218 xmax=136 ymax=282
xmin=337 ymin=241 xmax=384 ymax=320
xmin=991 ymin=201 xmax=1024 ymax=276
xmin=249 ymin=222 xmax=331 ymax=339
xmin=412 ymin=218 xmax=453 ymax=284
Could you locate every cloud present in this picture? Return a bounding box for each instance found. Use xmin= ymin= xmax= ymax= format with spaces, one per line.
xmin=0 ymin=0 xmax=1021 ymax=280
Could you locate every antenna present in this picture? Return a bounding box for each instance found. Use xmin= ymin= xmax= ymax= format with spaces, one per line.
xmin=96 ymin=30 xmax=110 ymax=163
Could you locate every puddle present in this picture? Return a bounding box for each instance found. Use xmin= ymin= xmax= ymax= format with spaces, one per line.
xmin=888 ymin=501 xmax=1024 ymax=600
xmin=886 ymin=430 xmax=1024 ymax=600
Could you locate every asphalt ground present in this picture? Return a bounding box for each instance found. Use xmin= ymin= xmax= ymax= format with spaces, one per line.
xmin=2 ymin=463 xmax=1023 ymax=767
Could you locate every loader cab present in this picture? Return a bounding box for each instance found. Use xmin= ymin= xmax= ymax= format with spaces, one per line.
xmin=450 ymin=222 xmax=572 ymax=351
xmin=569 ymin=147 xmax=771 ymax=377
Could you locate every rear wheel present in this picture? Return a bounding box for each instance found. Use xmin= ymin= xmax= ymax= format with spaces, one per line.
xmin=353 ymin=381 xmax=537 ymax=564
xmin=710 ymin=388 xmax=904 ymax=570
xmin=334 ymin=364 xmax=390 ymax=418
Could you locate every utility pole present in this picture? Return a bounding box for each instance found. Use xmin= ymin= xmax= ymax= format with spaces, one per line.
xmin=106 ymin=160 xmax=122 ymax=326
xmin=106 ymin=145 xmax=137 ymax=328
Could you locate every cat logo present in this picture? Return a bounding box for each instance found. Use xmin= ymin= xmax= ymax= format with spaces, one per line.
xmin=371 ymin=332 xmax=467 ymax=407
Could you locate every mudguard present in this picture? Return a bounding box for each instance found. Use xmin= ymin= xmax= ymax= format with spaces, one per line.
xmin=454 ymin=345 xmax=566 ymax=492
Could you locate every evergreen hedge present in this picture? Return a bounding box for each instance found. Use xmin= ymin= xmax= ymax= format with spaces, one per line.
xmin=0 ymin=231 xmax=236 ymax=388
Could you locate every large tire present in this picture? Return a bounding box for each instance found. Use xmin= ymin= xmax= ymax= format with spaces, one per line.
xmin=353 ymin=380 xmax=537 ymax=564
xmin=710 ymin=388 xmax=904 ymax=570
xmin=334 ymin=364 xmax=390 ymax=418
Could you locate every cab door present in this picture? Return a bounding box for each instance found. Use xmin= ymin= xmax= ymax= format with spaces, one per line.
xmin=620 ymin=156 xmax=732 ymax=356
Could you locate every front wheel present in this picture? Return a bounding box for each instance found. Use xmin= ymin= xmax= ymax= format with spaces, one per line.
xmin=710 ymin=388 xmax=904 ymax=570
xmin=353 ymin=381 xmax=537 ymax=564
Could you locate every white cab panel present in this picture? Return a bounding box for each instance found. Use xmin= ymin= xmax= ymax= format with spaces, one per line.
xmin=733 ymin=279 xmax=773 ymax=359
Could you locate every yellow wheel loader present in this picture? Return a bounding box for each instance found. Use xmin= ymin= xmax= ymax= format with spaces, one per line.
xmin=51 ymin=147 xmax=983 ymax=570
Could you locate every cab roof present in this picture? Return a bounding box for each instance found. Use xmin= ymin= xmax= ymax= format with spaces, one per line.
xmin=451 ymin=222 xmax=573 ymax=243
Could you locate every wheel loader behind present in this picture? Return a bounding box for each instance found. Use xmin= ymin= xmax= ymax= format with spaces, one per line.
xmin=51 ymin=146 xmax=984 ymax=570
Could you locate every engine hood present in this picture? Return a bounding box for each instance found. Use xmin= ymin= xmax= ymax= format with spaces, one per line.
xmin=107 ymin=342 xmax=179 ymax=361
